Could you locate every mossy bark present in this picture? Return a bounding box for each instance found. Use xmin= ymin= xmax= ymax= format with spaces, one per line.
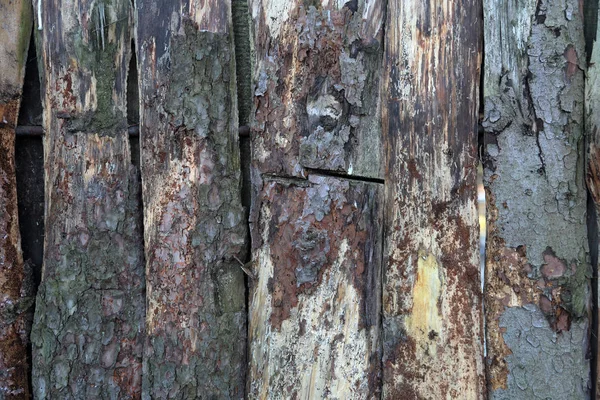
xmin=0 ymin=0 xmax=32 ymax=398
xmin=30 ymin=1 xmax=145 ymax=398
xmin=381 ymin=0 xmax=486 ymax=397
xmin=135 ymin=1 xmax=247 ymax=397
xmin=483 ymin=0 xmax=590 ymax=397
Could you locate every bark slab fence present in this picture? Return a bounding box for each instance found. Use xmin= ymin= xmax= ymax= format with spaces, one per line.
xmin=0 ymin=0 xmax=599 ymax=398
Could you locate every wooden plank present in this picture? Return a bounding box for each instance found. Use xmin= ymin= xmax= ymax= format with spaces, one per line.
xmin=483 ymin=0 xmax=590 ymax=397
xmin=248 ymin=1 xmax=385 ymax=397
xmin=249 ymin=0 xmax=386 ymax=179
xmin=29 ymin=1 xmax=145 ymax=398
xmin=248 ymin=175 xmax=383 ymax=398
xmin=0 ymin=0 xmax=32 ymax=397
xmin=381 ymin=0 xmax=486 ymax=398
xmin=135 ymin=1 xmax=248 ymax=397
xmin=586 ymin=6 xmax=600 ymax=398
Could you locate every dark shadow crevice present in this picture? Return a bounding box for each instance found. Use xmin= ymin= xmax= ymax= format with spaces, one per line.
xmin=15 ymin=27 xmax=43 ymax=400
xmin=232 ymin=0 xmax=253 ymax=396
xmin=584 ymin=1 xmax=600 ymax=395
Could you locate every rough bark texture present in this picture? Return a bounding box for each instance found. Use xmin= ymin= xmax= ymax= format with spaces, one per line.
xmin=0 ymin=0 xmax=32 ymax=397
xmin=30 ymin=1 xmax=145 ymax=398
xmin=586 ymin=5 xmax=600 ymax=397
xmin=381 ymin=0 xmax=486 ymax=398
xmin=249 ymin=0 xmax=385 ymax=180
xmin=136 ymin=1 xmax=247 ymax=398
xmin=248 ymin=0 xmax=385 ymax=397
xmin=483 ymin=0 xmax=590 ymax=397
xmin=248 ymin=176 xmax=383 ymax=398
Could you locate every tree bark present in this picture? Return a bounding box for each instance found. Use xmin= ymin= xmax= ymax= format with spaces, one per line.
xmin=248 ymin=1 xmax=385 ymax=398
xmin=135 ymin=1 xmax=247 ymax=397
xmin=30 ymin=1 xmax=145 ymax=398
xmin=483 ymin=0 xmax=590 ymax=397
xmin=381 ymin=0 xmax=486 ymax=398
xmin=249 ymin=0 xmax=386 ymax=180
xmin=0 ymin=0 xmax=32 ymax=398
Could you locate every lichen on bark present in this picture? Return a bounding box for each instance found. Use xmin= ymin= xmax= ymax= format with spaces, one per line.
xmin=250 ymin=0 xmax=385 ymax=179
xmin=483 ymin=0 xmax=591 ymax=396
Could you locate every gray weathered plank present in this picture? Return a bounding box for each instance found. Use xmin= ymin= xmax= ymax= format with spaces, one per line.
xmin=381 ymin=0 xmax=486 ymax=397
xmin=483 ymin=0 xmax=590 ymax=397
xmin=30 ymin=1 xmax=145 ymax=397
xmin=136 ymin=1 xmax=248 ymax=397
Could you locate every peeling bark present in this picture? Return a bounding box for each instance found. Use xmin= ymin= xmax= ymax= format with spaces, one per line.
xmin=248 ymin=1 xmax=385 ymax=397
xmin=249 ymin=0 xmax=385 ymax=179
xmin=30 ymin=1 xmax=145 ymax=398
xmin=136 ymin=1 xmax=247 ymax=397
xmin=0 ymin=0 xmax=32 ymax=398
xmin=248 ymin=176 xmax=383 ymax=398
xmin=381 ymin=0 xmax=486 ymax=398
xmin=483 ymin=0 xmax=590 ymax=397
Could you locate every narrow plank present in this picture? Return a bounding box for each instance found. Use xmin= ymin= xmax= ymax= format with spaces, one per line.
xmin=30 ymin=1 xmax=145 ymax=398
xmin=249 ymin=0 xmax=386 ymax=179
xmin=483 ymin=0 xmax=590 ymax=397
xmin=0 ymin=0 xmax=32 ymax=397
xmin=136 ymin=1 xmax=248 ymax=397
xmin=586 ymin=5 xmax=600 ymax=398
xmin=381 ymin=0 xmax=486 ymax=397
xmin=248 ymin=175 xmax=383 ymax=398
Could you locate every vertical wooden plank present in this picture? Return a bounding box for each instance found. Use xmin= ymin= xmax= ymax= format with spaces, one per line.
xmin=483 ymin=0 xmax=590 ymax=397
xmin=0 ymin=0 xmax=32 ymax=397
xmin=248 ymin=1 xmax=385 ymax=397
xmin=381 ymin=0 xmax=485 ymax=398
xmin=136 ymin=1 xmax=247 ymax=397
xmin=249 ymin=0 xmax=386 ymax=179
xmin=248 ymin=176 xmax=383 ymax=398
xmin=586 ymin=5 xmax=600 ymax=397
xmin=30 ymin=1 xmax=145 ymax=398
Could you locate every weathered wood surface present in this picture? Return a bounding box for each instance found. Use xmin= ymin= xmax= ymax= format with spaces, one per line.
xmin=586 ymin=5 xmax=600 ymax=397
xmin=248 ymin=0 xmax=385 ymax=397
xmin=250 ymin=0 xmax=386 ymax=179
xmin=381 ymin=0 xmax=486 ymax=398
xmin=0 ymin=0 xmax=32 ymax=397
xmin=30 ymin=1 xmax=145 ymax=398
xmin=136 ymin=1 xmax=247 ymax=397
xmin=483 ymin=0 xmax=590 ymax=397
xmin=248 ymin=176 xmax=383 ymax=398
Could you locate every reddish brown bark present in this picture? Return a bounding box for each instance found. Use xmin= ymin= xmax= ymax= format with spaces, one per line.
xmin=0 ymin=0 xmax=32 ymax=397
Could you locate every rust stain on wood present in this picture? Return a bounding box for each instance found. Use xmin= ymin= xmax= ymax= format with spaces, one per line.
xmin=249 ymin=175 xmax=382 ymax=399
xmin=381 ymin=0 xmax=485 ymax=397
